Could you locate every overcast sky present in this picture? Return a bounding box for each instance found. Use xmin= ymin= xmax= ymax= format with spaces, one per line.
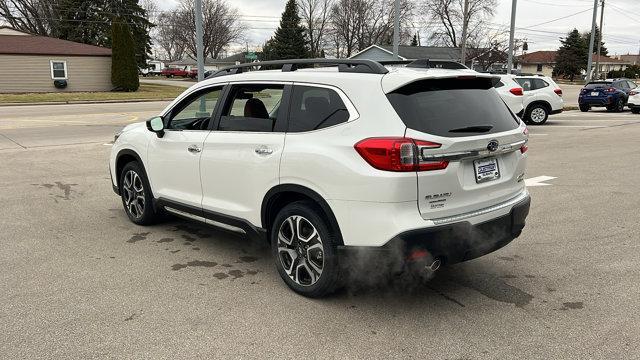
xmin=156 ymin=0 xmax=640 ymax=55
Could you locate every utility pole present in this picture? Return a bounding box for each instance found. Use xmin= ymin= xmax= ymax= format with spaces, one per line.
xmin=460 ymin=0 xmax=470 ymax=64
xmin=586 ymin=0 xmax=598 ymax=82
xmin=594 ymin=0 xmax=605 ymax=80
xmin=506 ymin=0 xmax=517 ymax=74
xmin=393 ymin=0 xmax=400 ymax=59
xmin=195 ymin=0 xmax=205 ymax=82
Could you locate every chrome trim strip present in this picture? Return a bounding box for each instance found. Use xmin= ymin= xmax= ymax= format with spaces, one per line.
xmin=430 ymin=190 xmax=529 ymax=225
xmin=164 ymin=207 xmax=246 ymax=234
xmin=165 ymin=207 xmax=208 ymax=223
xmin=420 ymin=140 xmax=527 ymax=162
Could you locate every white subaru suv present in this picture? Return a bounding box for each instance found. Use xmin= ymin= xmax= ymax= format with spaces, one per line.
xmin=110 ymin=59 xmax=531 ymax=297
xmin=515 ymin=75 xmax=564 ymax=125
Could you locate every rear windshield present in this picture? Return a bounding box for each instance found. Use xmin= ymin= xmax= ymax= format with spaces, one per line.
xmin=387 ymin=78 xmax=520 ymax=138
xmin=585 ymin=82 xmax=611 ymax=89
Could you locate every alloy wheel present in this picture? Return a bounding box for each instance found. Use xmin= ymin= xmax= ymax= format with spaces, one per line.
xmin=122 ymin=170 xmax=145 ymax=219
xmin=530 ymin=107 xmax=546 ymax=123
xmin=277 ymin=215 xmax=324 ymax=286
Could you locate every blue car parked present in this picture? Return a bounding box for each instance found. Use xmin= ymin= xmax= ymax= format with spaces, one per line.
xmin=578 ymin=79 xmax=638 ymax=112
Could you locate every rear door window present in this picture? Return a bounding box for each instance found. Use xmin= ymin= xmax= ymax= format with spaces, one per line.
xmin=288 ymin=85 xmax=350 ymax=132
xmin=532 ymin=78 xmax=549 ymax=90
xmin=218 ymin=84 xmax=285 ymax=132
xmin=386 ymin=77 xmax=520 ymax=138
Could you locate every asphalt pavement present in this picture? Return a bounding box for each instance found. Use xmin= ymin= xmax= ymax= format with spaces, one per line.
xmin=1 ymin=104 xmax=639 ymax=359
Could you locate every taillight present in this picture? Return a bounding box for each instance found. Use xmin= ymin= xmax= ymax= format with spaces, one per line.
xmin=509 ymin=87 xmax=524 ymax=96
xmin=580 ymin=88 xmax=587 ymax=94
xmin=606 ymin=87 xmax=616 ymax=93
xmin=354 ymin=137 xmax=448 ymax=172
xmin=520 ymin=144 xmax=528 ymax=154
xmin=554 ymin=88 xmax=563 ymax=96
xmin=630 ymin=91 xmax=638 ymax=96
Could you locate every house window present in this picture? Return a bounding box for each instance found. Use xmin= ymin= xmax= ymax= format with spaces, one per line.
xmin=536 ymin=64 xmax=543 ymax=72
xmin=50 ymin=60 xmax=67 ymax=79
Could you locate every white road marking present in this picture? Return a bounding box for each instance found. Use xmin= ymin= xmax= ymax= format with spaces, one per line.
xmin=525 ymin=176 xmax=557 ymax=187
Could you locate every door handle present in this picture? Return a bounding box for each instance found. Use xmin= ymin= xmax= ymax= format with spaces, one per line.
xmin=188 ymin=144 xmax=202 ymax=153
xmin=255 ymin=147 xmax=273 ymax=155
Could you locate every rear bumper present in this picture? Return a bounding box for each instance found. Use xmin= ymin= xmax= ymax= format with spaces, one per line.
xmin=579 ymin=96 xmax=613 ymax=106
xmin=339 ymin=194 xmax=531 ymax=265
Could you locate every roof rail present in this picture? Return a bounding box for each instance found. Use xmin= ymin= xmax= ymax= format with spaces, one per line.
xmin=406 ymin=59 xmax=468 ymax=70
xmin=207 ymin=58 xmax=389 ymax=78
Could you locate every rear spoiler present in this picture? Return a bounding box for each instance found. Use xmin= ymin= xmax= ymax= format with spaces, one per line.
xmin=382 ymin=74 xmax=501 ymax=93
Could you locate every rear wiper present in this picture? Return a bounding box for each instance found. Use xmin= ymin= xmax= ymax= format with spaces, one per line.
xmin=449 ymin=125 xmax=493 ymax=133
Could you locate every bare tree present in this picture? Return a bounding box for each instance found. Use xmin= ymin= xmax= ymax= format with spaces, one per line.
xmin=155 ymin=12 xmax=185 ymax=61
xmin=298 ymin=0 xmax=333 ymax=57
xmin=328 ymin=0 xmax=413 ymax=58
xmin=174 ymin=0 xmax=244 ymax=59
xmin=0 ymin=0 xmax=60 ymax=36
xmin=420 ymin=0 xmax=496 ymax=48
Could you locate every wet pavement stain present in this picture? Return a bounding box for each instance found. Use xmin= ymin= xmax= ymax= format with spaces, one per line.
xmin=171 ymin=260 xmax=218 ymax=271
xmin=222 ymin=264 xmax=233 ymax=267
xmin=454 ymin=274 xmax=534 ymax=308
xmin=213 ymin=273 xmax=229 ymax=279
xmin=124 ymin=312 xmax=141 ymax=321
xmin=127 ymin=232 xmax=151 ymax=243
xmin=170 ymin=250 xmax=181 ymax=254
xmin=173 ymin=224 xmax=212 ymax=238
xmin=497 ymin=256 xmax=515 ymax=262
xmin=192 ymin=247 xmax=200 ymax=251
xmin=33 ymin=182 xmax=78 ymax=202
xmin=181 ymin=234 xmax=197 ymax=242
xmin=499 ymin=274 xmax=518 ymax=279
xmin=238 ymin=256 xmax=258 ymax=263
xmin=157 ymin=238 xmax=174 ymax=243
xmin=561 ymin=301 xmax=584 ymax=310
xmin=228 ymin=269 xmax=244 ymax=279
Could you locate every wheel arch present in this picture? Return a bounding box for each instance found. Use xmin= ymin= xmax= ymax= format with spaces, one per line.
xmin=261 ymin=184 xmax=344 ymax=246
xmin=115 ymin=149 xmax=152 ymax=196
xmin=526 ymin=100 xmax=552 ymax=113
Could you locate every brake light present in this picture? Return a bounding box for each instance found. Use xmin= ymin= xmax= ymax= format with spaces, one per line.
xmin=520 ymin=144 xmax=528 ymax=154
xmin=554 ymin=88 xmax=563 ymax=96
xmin=606 ymin=87 xmax=616 ymax=93
xmin=630 ymin=90 xmax=638 ymax=96
xmin=509 ymin=87 xmax=524 ymax=96
xmin=354 ymin=137 xmax=448 ymax=172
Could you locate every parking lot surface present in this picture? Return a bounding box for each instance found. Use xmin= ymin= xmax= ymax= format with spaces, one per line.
xmin=1 ymin=103 xmax=639 ymax=359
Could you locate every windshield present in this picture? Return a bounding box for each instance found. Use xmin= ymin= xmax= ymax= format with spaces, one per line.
xmin=386 ymin=78 xmax=520 ymax=137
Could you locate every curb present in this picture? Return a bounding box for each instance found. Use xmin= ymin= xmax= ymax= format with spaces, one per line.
xmin=0 ymin=98 xmax=174 ymax=107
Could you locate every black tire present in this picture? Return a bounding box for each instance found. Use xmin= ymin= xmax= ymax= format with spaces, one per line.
xmin=525 ymin=104 xmax=549 ymax=125
xmin=271 ymin=201 xmax=341 ymax=298
xmin=608 ymin=98 xmax=625 ymax=112
xmin=632 ymin=107 xmax=640 ymax=114
xmin=119 ymin=162 xmax=160 ymax=225
xmin=579 ymin=104 xmax=590 ymax=112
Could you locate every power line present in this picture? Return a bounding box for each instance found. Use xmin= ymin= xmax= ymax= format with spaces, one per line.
xmin=521 ymin=7 xmax=593 ymax=28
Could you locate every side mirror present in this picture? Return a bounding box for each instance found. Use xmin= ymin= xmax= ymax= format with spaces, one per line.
xmin=146 ymin=116 xmax=165 ymax=138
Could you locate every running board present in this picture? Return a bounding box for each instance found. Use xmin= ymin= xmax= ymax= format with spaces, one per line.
xmin=155 ymin=198 xmax=267 ymax=242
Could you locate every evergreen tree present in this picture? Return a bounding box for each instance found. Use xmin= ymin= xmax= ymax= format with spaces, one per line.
xmin=411 ymin=34 xmax=418 ymax=46
xmin=111 ymin=19 xmax=139 ymax=92
xmin=265 ymin=0 xmax=309 ymax=60
xmin=582 ymin=26 xmax=608 ymax=56
xmin=56 ymin=0 xmax=152 ymax=69
xmin=554 ymin=29 xmax=588 ymax=81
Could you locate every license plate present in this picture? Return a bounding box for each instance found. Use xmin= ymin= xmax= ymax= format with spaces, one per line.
xmin=590 ymin=91 xmax=599 ymax=96
xmin=474 ymin=157 xmax=500 ymax=183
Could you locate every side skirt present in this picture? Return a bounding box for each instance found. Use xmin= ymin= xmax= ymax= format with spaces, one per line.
xmin=155 ymin=198 xmax=267 ymax=242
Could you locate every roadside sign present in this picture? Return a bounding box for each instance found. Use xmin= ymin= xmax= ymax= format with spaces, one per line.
xmin=245 ymin=52 xmax=257 ymax=61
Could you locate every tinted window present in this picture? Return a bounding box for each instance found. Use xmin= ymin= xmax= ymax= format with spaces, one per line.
xmin=628 ymin=81 xmax=637 ymax=89
xmin=516 ymin=78 xmax=532 ymax=91
xmin=494 ymin=80 xmax=505 ymax=88
xmin=585 ymin=82 xmax=611 ymax=89
xmin=387 ymin=78 xmax=520 ymax=138
xmin=532 ymin=78 xmax=549 ymax=90
xmin=288 ymin=86 xmax=349 ymax=132
xmin=167 ymin=87 xmax=222 ymax=130
xmin=617 ymin=81 xmax=629 ymax=90
xmin=219 ymin=84 xmax=284 ymax=132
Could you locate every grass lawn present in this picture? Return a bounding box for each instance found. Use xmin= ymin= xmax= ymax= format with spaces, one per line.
xmin=0 ymin=84 xmax=186 ymax=104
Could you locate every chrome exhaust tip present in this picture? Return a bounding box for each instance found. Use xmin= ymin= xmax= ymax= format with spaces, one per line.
xmin=425 ymin=259 xmax=441 ymax=272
